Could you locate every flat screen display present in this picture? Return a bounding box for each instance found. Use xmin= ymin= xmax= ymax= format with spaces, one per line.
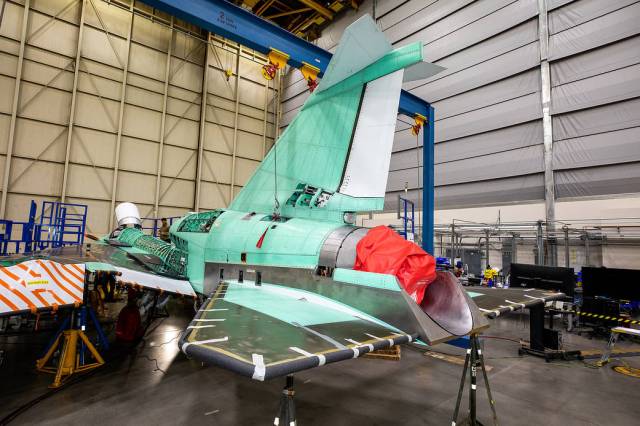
xmin=510 ymin=263 xmax=575 ymax=297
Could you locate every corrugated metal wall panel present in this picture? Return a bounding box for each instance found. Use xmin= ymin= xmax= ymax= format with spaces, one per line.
xmin=431 ymin=68 xmax=541 ymax=119
xmin=437 ymin=121 xmax=543 ymax=163
xmin=385 ymin=173 xmax=545 ymax=210
xmin=553 ymin=127 xmax=640 ymax=170
xmin=410 ymin=42 xmax=540 ymax=103
xmin=547 ymin=0 xmax=640 ymax=200
xmin=405 ymin=19 xmax=539 ymax=91
xmin=556 ymin=162 xmax=640 ymax=198
xmin=278 ymin=0 xmax=548 ymax=210
xmin=388 ymin=144 xmax=543 ymax=189
xmin=548 ymin=0 xmax=638 ymax=35
xmin=550 ymin=36 xmax=640 ymax=87
xmin=275 ymin=0 xmax=639 ymax=211
xmin=436 ymin=92 xmax=542 ymax=142
xmin=548 ymin=2 xmax=640 ymax=60
xmin=375 ymin=0 xmax=409 ymax=19
xmin=551 ymin=63 xmax=640 ymax=114
xmin=553 ymin=98 xmax=640 ymax=141
xmin=415 ymin=0 xmax=538 ymax=60
xmin=0 ymin=0 xmax=277 ymax=233
xmin=547 ymin=0 xmax=576 ymax=11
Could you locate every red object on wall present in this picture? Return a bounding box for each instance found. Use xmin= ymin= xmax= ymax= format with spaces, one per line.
xmin=354 ymin=226 xmax=436 ymax=304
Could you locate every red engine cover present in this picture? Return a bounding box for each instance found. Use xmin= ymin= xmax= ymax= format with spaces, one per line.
xmin=354 ymin=226 xmax=436 ymax=304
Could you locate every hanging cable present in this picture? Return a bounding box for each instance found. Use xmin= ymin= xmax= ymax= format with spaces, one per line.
xmin=415 ymin=129 xmax=422 ymax=242
xmin=272 ymin=73 xmax=280 ymax=217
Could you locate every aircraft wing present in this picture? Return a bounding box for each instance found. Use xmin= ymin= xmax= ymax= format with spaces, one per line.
xmin=466 ymin=287 xmax=565 ymax=318
xmin=0 ymin=243 xmax=194 ymax=317
xmin=180 ymin=276 xmax=417 ymax=381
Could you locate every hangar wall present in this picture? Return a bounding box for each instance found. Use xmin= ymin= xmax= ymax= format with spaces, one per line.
xmin=0 ymin=0 xmax=277 ymax=234
xmin=281 ymin=0 xmax=640 ymax=213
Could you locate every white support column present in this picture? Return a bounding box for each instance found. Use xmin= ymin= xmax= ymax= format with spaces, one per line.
xmin=538 ymin=0 xmax=555 ymax=226
xmin=61 ymin=0 xmax=87 ymax=203
xmin=0 ymin=0 xmax=30 ymax=219
xmin=194 ymin=33 xmax=210 ymax=212
xmin=108 ymin=3 xmax=134 ymax=230
xmin=228 ymin=48 xmax=241 ymax=205
xmin=153 ymin=17 xmax=174 ymax=219
xmin=538 ymin=0 xmax=557 ymax=265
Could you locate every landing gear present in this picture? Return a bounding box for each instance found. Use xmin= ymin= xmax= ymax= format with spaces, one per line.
xmin=452 ymin=334 xmax=498 ymax=426
xmin=274 ymin=375 xmax=297 ymax=426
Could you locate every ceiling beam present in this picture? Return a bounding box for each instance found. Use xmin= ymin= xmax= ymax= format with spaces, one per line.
xmin=297 ymin=0 xmax=333 ymax=20
xmin=266 ymin=7 xmax=312 ymax=19
xmin=255 ymin=0 xmax=275 ymax=16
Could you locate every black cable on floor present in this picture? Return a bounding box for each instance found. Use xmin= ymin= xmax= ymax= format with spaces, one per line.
xmin=0 ymin=312 xmax=173 ymax=425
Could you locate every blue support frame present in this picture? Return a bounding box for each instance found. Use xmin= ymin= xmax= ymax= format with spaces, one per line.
xmin=142 ymin=0 xmax=435 ymax=254
xmin=423 ymin=106 xmax=435 ymax=255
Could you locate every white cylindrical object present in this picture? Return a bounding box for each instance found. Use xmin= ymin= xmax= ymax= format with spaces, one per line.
xmin=115 ymin=202 xmax=141 ymax=228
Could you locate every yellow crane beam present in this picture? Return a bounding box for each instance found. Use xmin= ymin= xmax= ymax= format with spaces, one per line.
xmin=297 ymin=0 xmax=334 ymax=20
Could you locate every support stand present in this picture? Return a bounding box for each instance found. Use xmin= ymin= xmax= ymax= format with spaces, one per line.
xmin=452 ymin=334 xmax=498 ymax=426
xmin=35 ymin=306 xmax=107 ymax=388
xmin=518 ymin=304 xmax=581 ymax=361
xmin=35 ymin=270 xmax=109 ymax=388
xmin=274 ymin=375 xmax=296 ymax=426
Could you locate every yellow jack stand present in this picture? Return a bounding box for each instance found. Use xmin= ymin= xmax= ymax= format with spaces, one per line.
xmin=36 ymin=328 xmax=105 ymax=388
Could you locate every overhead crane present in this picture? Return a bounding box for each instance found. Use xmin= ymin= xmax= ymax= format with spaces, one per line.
xmin=142 ymin=0 xmax=436 ymax=254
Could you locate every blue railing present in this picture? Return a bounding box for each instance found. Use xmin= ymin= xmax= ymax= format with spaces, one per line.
xmin=0 ymin=201 xmax=88 ymax=255
xmin=397 ymin=196 xmax=415 ymax=242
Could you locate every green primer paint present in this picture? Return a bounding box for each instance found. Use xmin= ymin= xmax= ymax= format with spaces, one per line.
xmin=333 ymin=268 xmax=401 ymax=291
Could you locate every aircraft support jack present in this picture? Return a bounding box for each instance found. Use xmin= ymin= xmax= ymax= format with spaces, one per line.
xmin=274 ymin=375 xmax=297 ymax=426
xmin=36 ymin=325 xmax=105 ymax=388
xmin=36 ymin=270 xmax=110 ymax=388
xmin=452 ymin=334 xmax=498 ymax=426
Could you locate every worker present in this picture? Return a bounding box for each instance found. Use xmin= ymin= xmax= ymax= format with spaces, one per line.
xmin=115 ymin=289 xmax=144 ymax=345
xmin=483 ymin=264 xmax=495 ymax=287
xmin=454 ymin=260 xmax=464 ymax=277
xmin=159 ymin=218 xmax=170 ymax=242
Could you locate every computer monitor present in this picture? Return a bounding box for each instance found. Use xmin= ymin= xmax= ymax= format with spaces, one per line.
xmin=581 ymin=267 xmax=640 ymax=300
xmin=510 ymin=263 xmax=575 ymax=297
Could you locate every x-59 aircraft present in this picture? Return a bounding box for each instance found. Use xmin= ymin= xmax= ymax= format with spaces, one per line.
xmin=0 ymin=16 xmax=562 ymax=384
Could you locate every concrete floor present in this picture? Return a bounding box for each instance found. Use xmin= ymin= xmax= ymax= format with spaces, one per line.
xmin=1 ymin=303 xmax=639 ymax=425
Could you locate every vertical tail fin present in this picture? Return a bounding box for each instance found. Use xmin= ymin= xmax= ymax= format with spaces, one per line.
xmin=229 ymin=15 xmax=444 ymax=221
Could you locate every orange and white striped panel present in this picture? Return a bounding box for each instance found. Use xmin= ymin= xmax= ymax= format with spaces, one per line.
xmin=0 ymin=259 xmax=85 ymax=315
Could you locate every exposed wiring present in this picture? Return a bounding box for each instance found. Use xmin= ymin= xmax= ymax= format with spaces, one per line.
xmin=273 ymin=109 xmax=280 ymax=216
xmin=415 ymin=129 xmax=422 ymax=237
xmin=138 ymin=354 xmax=166 ymax=374
xmin=0 ymin=312 xmax=171 ymax=425
xmin=480 ymin=335 xmax=523 ymax=344
xmin=147 ymin=334 xmax=180 ymax=349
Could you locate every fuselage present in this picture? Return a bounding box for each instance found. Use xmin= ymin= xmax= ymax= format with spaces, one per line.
xmin=169 ymin=209 xmax=361 ymax=295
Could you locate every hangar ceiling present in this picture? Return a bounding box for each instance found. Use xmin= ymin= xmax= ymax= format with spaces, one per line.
xmin=232 ymin=0 xmax=364 ymax=41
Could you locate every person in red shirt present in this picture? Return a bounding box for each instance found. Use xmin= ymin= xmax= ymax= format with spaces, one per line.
xmin=115 ymin=289 xmax=144 ymax=344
